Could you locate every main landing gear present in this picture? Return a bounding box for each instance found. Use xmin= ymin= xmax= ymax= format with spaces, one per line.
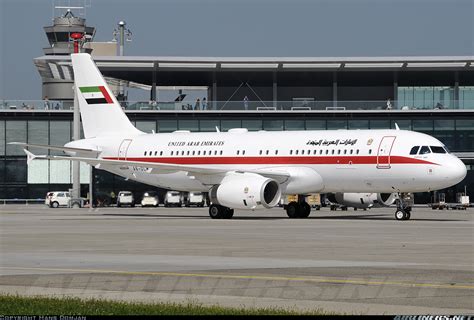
xmin=395 ymin=193 xmax=413 ymax=221
xmin=209 ymin=204 xmax=234 ymax=219
xmin=285 ymin=195 xmax=311 ymax=218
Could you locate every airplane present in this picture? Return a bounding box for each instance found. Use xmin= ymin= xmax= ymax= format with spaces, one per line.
xmin=11 ymin=53 xmax=467 ymax=221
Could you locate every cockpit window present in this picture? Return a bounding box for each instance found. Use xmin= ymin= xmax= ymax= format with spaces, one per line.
xmin=443 ymin=146 xmax=450 ymax=153
xmin=419 ymin=146 xmax=431 ymax=154
xmin=409 ymin=146 xmax=420 ymax=155
xmin=430 ymin=146 xmax=446 ymax=154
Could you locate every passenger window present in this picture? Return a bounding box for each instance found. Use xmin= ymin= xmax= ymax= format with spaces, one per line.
xmin=350 ymin=149 xmax=353 ymax=155
xmin=356 ymin=149 xmax=359 ymax=154
xmin=325 ymin=150 xmax=329 ymax=155
xmin=181 ymin=151 xmax=185 ymax=156
xmin=331 ymin=150 xmax=335 ymax=155
xmin=242 ymin=150 xmax=246 ymax=155
xmin=409 ymin=146 xmax=420 ymax=155
xmin=368 ymin=149 xmax=372 ymax=155
xmin=319 ymin=150 xmax=323 ymax=155
xmin=154 ymin=151 xmax=158 ymax=156
xmin=419 ymin=146 xmax=431 ymax=154
xmin=344 ymin=150 xmax=347 ymax=155
xmin=275 ymin=150 xmax=278 ymax=155
xmin=290 ymin=150 xmax=293 ymax=155
xmin=198 ymin=151 xmax=201 ymax=155
xmin=296 ymin=150 xmax=299 ymax=155
xmin=259 ymin=150 xmax=262 ymax=155
xmin=187 ymin=151 xmax=190 ymax=156
xmin=430 ymin=146 xmax=446 ymax=154
xmin=144 ymin=151 xmax=147 ymax=156
xmin=220 ymin=150 xmax=223 ymax=155
xmin=214 ymin=150 xmax=217 ymax=155
xmin=237 ymin=150 xmax=240 ymax=155
xmin=192 ymin=151 xmax=195 ymax=156
xmin=266 ymin=150 xmax=269 ymax=155
xmin=171 ymin=151 xmax=174 ymax=156
xmin=160 ymin=151 xmax=163 ymax=156
xmin=337 ymin=150 xmax=341 ymax=155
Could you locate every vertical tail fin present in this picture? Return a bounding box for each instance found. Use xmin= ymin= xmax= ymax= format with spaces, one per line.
xmin=71 ymin=53 xmax=142 ymax=138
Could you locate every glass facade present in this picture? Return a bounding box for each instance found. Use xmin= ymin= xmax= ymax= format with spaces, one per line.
xmin=0 ymin=114 xmax=472 ymax=203
xmin=398 ymin=86 xmax=455 ymax=109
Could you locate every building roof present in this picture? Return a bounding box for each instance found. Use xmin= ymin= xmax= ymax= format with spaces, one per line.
xmin=34 ymin=54 xmax=474 ymax=86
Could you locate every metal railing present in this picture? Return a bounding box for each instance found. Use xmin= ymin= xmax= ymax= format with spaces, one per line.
xmin=0 ymin=199 xmax=45 ymax=205
xmin=1 ymin=99 xmax=474 ymax=112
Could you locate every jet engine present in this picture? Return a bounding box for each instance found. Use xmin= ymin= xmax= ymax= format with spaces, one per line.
xmin=327 ymin=192 xmax=398 ymax=209
xmin=209 ymin=172 xmax=281 ymax=209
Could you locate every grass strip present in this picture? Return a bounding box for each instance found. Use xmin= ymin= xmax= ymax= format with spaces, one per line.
xmin=0 ymin=294 xmax=330 ymax=315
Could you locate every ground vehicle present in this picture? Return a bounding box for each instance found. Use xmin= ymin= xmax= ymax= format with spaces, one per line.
xmin=117 ymin=191 xmax=135 ymax=207
xmin=45 ymin=191 xmax=70 ymax=208
xmin=185 ymin=192 xmax=205 ymax=207
xmin=141 ymin=191 xmax=159 ymax=207
xmin=164 ymin=191 xmax=182 ymax=207
xmin=307 ymin=193 xmax=321 ymax=210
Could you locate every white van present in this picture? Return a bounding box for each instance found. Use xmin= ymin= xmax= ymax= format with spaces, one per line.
xmin=117 ymin=191 xmax=135 ymax=207
xmin=45 ymin=191 xmax=71 ymax=208
xmin=164 ymin=191 xmax=182 ymax=207
xmin=185 ymin=192 xmax=205 ymax=207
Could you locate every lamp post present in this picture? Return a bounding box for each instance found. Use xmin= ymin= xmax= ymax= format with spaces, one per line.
xmin=70 ymin=32 xmax=84 ymax=201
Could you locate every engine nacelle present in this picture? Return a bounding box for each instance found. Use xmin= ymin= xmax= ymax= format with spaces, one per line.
xmin=209 ymin=172 xmax=281 ymax=209
xmin=328 ymin=192 xmax=398 ymax=209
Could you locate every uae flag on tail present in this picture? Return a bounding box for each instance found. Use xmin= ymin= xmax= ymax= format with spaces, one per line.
xmin=79 ymin=86 xmax=114 ymax=104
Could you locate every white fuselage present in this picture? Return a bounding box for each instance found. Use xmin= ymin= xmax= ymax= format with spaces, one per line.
xmin=67 ymin=129 xmax=466 ymax=194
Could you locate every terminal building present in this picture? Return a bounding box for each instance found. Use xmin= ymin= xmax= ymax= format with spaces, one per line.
xmin=0 ymin=12 xmax=473 ymax=203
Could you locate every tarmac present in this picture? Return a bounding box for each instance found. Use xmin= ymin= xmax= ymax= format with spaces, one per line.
xmin=0 ymin=204 xmax=473 ymax=314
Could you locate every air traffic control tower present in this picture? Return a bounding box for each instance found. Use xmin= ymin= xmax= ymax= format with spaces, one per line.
xmin=40 ymin=9 xmax=95 ymax=101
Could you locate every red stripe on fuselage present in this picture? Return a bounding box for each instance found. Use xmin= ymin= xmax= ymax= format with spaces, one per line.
xmin=103 ymin=155 xmax=438 ymax=166
xmin=99 ymin=86 xmax=113 ymax=104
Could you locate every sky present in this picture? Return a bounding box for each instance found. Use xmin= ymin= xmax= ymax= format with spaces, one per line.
xmin=0 ymin=0 xmax=473 ymax=99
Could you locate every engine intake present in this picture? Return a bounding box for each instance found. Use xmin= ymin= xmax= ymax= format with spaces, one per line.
xmin=210 ymin=172 xmax=281 ymax=209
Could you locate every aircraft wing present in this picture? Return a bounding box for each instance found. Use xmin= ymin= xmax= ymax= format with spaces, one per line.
xmin=23 ymin=150 xmax=290 ymax=183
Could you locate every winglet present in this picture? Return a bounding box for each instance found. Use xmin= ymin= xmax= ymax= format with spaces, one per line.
xmin=23 ymin=149 xmax=37 ymax=165
xmin=23 ymin=149 xmax=47 ymax=165
xmin=394 ymin=123 xmax=400 ymax=130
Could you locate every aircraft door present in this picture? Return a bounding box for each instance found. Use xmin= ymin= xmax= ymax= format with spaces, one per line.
xmin=377 ymin=136 xmax=396 ymax=169
xmin=118 ymin=139 xmax=132 ymax=160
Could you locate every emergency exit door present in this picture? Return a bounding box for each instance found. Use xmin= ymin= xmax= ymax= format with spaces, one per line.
xmin=377 ymin=136 xmax=396 ymax=169
xmin=118 ymin=139 xmax=132 ymax=160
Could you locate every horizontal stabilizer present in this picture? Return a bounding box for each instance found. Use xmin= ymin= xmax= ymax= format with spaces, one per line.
xmin=9 ymin=142 xmax=101 ymax=157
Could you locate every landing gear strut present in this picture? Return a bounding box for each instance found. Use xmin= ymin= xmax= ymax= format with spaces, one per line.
xmin=395 ymin=193 xmax=412 ymax=221
xmin=285 ymin=195 xmax=311 ymax=218
xmin=209 ymin=204 xmax=234 ymax=219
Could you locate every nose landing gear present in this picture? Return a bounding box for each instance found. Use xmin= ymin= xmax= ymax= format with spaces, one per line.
xmin=395 ymin=193 xmax=413 ymax=221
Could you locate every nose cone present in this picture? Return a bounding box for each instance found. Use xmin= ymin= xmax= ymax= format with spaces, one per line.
xmin=445 ymin=156 xmax=467 ymax=186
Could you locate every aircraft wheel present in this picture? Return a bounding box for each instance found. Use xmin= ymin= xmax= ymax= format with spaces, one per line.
xmin=286 ymin=202 xmax=299 ymax=218
xmin=298 ymin=202 xmax=311 ymax=218
xmin=395 ymin=209 xmax=407 ymax=221
xmin=223 ymin=208 xmax=234 ymax=219
xmin=405 ymin=212 xmax=411 ymax=220
xmin=209 ymin=204 xmax=227 ymax=219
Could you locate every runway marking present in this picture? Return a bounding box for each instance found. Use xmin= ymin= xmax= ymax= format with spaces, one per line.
xmin=1 ymin=266 xmax=473 ymax=290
